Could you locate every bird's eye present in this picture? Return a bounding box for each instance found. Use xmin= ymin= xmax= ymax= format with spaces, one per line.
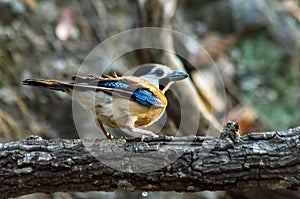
xmin=154 ymin=69 xmax=164 ymax=77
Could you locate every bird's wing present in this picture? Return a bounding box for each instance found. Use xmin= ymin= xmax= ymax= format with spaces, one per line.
xmin=71 ymin=75 xmax=166 ymax=107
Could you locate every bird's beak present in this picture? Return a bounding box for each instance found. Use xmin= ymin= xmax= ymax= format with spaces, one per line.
xmin=167 ymin=71 xmax=188 ymax=81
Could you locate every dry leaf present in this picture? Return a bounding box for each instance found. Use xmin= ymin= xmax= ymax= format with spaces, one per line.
xmin=227 ymin=106 xmax=263 ymax=135
xmin=202 ymin=33 xmax=237 ymax=61
xmin=22 ymin=0 xmax=37 ymax=12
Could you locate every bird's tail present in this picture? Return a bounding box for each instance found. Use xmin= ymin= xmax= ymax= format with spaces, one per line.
xmin=23 ymin=79 xmax=73 ymax=92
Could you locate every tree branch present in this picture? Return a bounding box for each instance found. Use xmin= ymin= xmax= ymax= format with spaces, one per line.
xmin=1 ymin=126 xmax=300 ymax=198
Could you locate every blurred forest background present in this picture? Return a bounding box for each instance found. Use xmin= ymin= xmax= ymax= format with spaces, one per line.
xmin=0 ymin=0 xmax=300 ymax=198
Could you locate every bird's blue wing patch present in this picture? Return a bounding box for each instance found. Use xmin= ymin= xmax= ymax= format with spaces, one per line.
xmin=86 ymin=79 xmax=163 ymax=107
xmin=101 ymin=81 xmax=127 ymax=89
xmin=133 ymin=89 xmax=164 ymax=107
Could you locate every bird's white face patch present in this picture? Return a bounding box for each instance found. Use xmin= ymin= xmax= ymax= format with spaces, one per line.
xmin=140 ymin=65 xmax=173 ymax=88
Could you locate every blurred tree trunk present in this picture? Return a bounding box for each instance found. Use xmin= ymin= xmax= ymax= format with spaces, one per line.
xmin=136 ymin=0 xmax=222 ymax=136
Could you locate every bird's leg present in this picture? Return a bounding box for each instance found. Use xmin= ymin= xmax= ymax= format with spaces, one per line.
xmin=162 ymin=82 xmax=174 ymax=94
xmin=126 ymin=118 xmax=158 ymax=138
xmin=95 ymin=118 xmax=115 ymax=139
xmin=127 ymin=126 xmax=158 ymax=137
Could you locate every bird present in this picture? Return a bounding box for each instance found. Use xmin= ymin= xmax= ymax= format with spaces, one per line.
xmin=23 ymin=64 xmax=188 ymax=139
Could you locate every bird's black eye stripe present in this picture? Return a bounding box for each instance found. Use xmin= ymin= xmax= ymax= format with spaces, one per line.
xmin=132 ymin=65 xmax=154 ymax=77
xmin=154 ymin=69 xmax=164 ymax=77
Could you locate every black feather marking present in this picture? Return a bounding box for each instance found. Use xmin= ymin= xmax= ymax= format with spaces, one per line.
xmin=132 ymin=65 xmax=154 ymax=77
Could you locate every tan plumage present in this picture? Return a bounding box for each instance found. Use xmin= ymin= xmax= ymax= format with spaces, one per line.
xmin=23 ymin=64 xmax=188 ymax=138
xmin=23 ymin=75 xmax=167 ymax=138
xmin=93 ymin=76 xmax=167 ymax=128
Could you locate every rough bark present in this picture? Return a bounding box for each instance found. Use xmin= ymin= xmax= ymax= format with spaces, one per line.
xmin=1 ymin=127 xmax=300 ymax=198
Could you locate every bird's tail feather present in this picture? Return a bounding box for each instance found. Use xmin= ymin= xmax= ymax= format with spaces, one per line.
xmin=23 ymin=79 xmax=73 ymax=92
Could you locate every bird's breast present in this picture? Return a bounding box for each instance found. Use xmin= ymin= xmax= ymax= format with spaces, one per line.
xmin=94 ymin=97 xmax=166 ymax=128
xmin=73 ymin=80 xmax=168 ymax=129
xmin=111 ymin=98 xmax=166 ymax=127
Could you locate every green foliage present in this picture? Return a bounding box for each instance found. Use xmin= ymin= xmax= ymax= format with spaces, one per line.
xmin=237 ymin=34 xmax=300 ymax=129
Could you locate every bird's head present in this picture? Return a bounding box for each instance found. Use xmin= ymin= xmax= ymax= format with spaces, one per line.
xmin=132 ymin=64 xmax=188 ymax=89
